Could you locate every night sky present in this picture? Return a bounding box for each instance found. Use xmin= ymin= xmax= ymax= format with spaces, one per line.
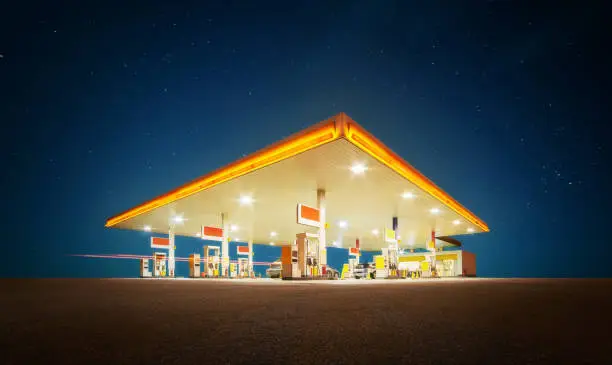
xmin=2 ymin=1 xmax=610 ymax=278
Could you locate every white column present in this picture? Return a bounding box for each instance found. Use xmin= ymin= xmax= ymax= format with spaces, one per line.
xmin=221 ymin=213 xmax=229 ymax=277
xmin=168 ymin=225 xmax=175 ymax=277
xmin=248 ymin=238 xmax=254 ymax=277
xmin=317 ymin=189 xmax=327 ymax=266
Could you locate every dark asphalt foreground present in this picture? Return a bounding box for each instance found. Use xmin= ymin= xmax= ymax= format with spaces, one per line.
xmin=2 ymin=279 xmax=611 ymax=365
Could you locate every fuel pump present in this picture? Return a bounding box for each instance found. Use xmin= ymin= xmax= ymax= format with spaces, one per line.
xmin=282 ymin=242 xmax=301 ymax=279
xmin=203 ymin=246 xmax=221 ymax=277
xmin=189 ymin=253 xmax=201 ymax=278
xmin=388 ymin=245 xmax=399 ymax=277
xmin=140 ymin=258 xmax=151 ymax=277
xmin=348 ymin=258 xmax=357 ymax=278
xmin=237 ymin=258 xmax=249 ymax=278
xmin=153 ymin=252 xmax=167 ymax=277
xmin=296 ymin=232 xmax=319 ymax=278
xmin=375 ymin=248 xmax=389 ymax=279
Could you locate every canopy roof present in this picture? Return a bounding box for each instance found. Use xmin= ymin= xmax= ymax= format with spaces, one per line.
xmin=105 ymin=113 xmax=489 ymax=251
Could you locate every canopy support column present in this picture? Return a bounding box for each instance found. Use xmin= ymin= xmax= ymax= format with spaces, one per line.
xmin=317 ymin=189 xmax=327 ymax=268
xmin=168 ymin=225 xmax=176 ymax=278
xmin=248 ymin=238 xmax=254 ymax=277
xmin=221 ymin=213 xmax=229 ymax=277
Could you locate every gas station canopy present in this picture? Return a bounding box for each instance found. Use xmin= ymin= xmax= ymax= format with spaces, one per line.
xmin=105 ymin=113 xmax=489 ymax=251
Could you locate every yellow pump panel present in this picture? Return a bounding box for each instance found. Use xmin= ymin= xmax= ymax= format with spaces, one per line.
xmin=341 ymin=264 xmax=349 ymax=279
xmin=399 ymin=255 xmax=426 ymax=262
xmin=420 ymin=261 xmax=430 ymax=271
xmin=375 ymin=256 xmax=385 ymax=269
xmin=436 ymin=253 xmax=458 ymax=261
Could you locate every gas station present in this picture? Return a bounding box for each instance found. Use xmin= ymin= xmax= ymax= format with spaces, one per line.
xmin=105 ymin=112 xmax=489 ymax=281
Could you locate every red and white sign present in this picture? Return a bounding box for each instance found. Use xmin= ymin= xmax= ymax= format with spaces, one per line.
xmin=201 ymin=226 xmax=224 ymax=241
xmin=237 ymin=246 xmax=250 ymax=255
xmin=349 ymin=247 xmax=360 ymax=256
xmin=151 ymin=237 xmax=170 ymax=249
xmin=296 ymin=204 xmax=321 ymax=228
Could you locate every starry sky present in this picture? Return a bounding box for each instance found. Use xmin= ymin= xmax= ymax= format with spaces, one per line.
xmin=2 ymin=1 xmax=610 ymax=278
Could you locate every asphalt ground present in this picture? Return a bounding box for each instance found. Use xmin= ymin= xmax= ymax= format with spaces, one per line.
xmin=2 ymin=278 xmax=611 ymax=364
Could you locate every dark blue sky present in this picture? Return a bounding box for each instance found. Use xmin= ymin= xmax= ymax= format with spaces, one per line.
xmin=2 ymin=1 xmax=610 ymax=277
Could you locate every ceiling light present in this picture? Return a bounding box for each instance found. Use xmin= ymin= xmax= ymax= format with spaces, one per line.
xmin=452 ymin=220 xmax=461 ymax=225
xmin=172 ymin=215 xmax=184 ymax=223
xmin=270 ymin=231 xmax=277 ymax=237
xmin=467 ymin=227 xmax=475 ymax=233
xmin=430 ymin=208 xmax=440 ymax=215
xmin=143 ymin=225 xmax=152 ymax=232
xmin=338 ymin=221 xmax=348 ymax=228
xmin=401 ymin=192 xmax=414 ymax=199
xmin=397 ymin=235 xmax=401 ymax=240
xmin=234 ymin=237 xmax=241 ymax=242
xmin=332 ymin=241 xmax=339 ymax=247
xmin=239 ymin=195 xmax=253 ymax=205
xmin=269 ymin=242 xmax=275 ymax=246
xmin=372 ymin=229 xmax=379 ymax=236
xmin=350 ymin=163 xmax=367 ymax=175
xmin=230 ymin=224 xmax=239 ymax=232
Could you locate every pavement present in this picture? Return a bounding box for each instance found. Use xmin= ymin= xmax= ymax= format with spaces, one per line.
xmin=2 ymin=278 xmax=611 ymax=364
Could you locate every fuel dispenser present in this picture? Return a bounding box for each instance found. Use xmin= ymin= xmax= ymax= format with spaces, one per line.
xmin=140 ymin=258 xmax=151 ymax=277
xmin=153 ymin=252 xmax=167 ymax=277
xmin=388 ymin=246 xmax=399 ymax=277
xmin=296 ymin=232 xmax=320 ymax=278
xmin=281 ymin=243 xmax=300 ymax=279
xmin=203 ymin=245 xmax=221 ymax=277
xmin=189 ymin=253 xmax=201 ymax=278
xmin=375 ymin=248 xmax=389 ymax=279
xmin=347 ymin=258 xmax=357 ymax=279
xmin=237 ymin=258 xmax=249 ymax=278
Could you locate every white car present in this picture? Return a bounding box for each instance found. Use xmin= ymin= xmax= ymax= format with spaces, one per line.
xmin=266 ymin=261 xmax=282 ymax=278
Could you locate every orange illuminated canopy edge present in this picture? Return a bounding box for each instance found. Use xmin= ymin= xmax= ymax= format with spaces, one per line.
xmin=105 ymin=112 xmax=489 ymax=232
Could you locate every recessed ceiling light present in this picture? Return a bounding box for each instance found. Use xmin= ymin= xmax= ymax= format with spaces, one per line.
xmin=239 ymin=195 xmax=253 ymax=205
xmin=452 ymin=220 xmax=461 ymax=225
xmin=230 ymin=224 xmax=239 ymax=232
xmin=143 ymin=225 xmax=152 ymax=232
xmin=430 ymin=208 xmax=440 ymax=215
xmin=467 ymin=227 xmax=475 ymax=233
xmin=350 ymin=163 xmax=367 ymax=175
xmin=401 ymin=192 xmax=414 ymax=199
xmin=173 ymin=215 xmax=184 ymax=223
xmin=397 ymin=235 xmax=401 ymax=240
xmin=338 ymin=221 xmax=348 ymax=228
xmin=372 ymin=229 xmax=379 ymax=236
xmin=270 ymin=231 xmax=277 ymax=237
